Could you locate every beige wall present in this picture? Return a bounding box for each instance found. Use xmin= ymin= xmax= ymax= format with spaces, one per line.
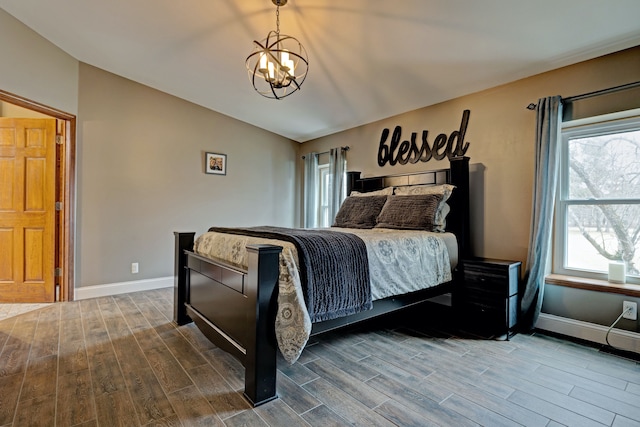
xmin=300 ymin=46 xmax=640 ymax=330
xmin=77 ymin=64 xmax=298 ymax=287
xmin=0 ymin=8 xmax=78 ymax=115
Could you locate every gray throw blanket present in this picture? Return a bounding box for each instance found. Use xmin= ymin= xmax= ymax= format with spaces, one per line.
xmin=207 ymin=226 xmax=372 ymax=322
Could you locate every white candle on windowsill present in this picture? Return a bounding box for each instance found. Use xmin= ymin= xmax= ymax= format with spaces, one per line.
xmin=608 ymin=262 xmax=626 ymax=284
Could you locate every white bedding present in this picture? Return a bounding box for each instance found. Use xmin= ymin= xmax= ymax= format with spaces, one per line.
xmin=193 ymin=227 xmax=456 ymax=363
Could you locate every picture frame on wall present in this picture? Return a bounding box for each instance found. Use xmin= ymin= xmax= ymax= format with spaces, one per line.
xmin=205 ymin=152 xmax=227 ymax=175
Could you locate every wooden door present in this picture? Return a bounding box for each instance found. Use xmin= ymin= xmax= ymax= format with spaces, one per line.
xmin=0 ymin=118 xmax=57 ymax=302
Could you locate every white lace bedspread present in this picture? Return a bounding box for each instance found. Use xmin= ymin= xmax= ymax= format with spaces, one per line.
xmin=193 ymin=227 xmax=455 ymax=363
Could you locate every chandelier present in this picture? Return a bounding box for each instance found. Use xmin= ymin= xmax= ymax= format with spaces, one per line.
xmin=246 ymin=0 xmax=309 ymax=99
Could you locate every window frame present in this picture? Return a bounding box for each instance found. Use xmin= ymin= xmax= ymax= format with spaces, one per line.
xmin=553 ymin=107 xmax=640 ymax=285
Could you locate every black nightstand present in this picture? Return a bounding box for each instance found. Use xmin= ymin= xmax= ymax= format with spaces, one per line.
xmin=459 ymin=257 xmax=521 ymax=340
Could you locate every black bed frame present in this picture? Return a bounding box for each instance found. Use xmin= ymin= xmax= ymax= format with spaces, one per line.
xmin=173 ymin=156 xmax=470 ymax=407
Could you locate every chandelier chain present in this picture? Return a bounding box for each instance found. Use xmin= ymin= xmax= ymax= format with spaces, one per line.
xmin=276 ymin=6 xmax=280 ymax=35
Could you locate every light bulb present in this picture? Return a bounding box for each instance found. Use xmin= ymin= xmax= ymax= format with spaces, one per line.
xmin=259 ymin=52 xmax=268 ymax=73
xmin=268 ymin=61 xmax=275 ymax=81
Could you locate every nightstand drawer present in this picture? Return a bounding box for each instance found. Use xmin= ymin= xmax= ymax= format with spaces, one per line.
xmin=463 ymin=270 xmax=517 ymax=296
xmin=463 ymin=259 xmax=520 ymax=296
xmin=463 ymin=295 xmax=518 ymax=328
xmin=463 ymin=287 xmax=509 ymax=308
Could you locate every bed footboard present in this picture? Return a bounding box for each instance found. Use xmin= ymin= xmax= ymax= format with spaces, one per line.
xmin=173 ymin=232 xmax=282 ymax=406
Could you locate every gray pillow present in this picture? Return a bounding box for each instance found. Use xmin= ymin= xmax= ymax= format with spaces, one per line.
xmin=394 ymin=184 xmax=454 ymax=232
xmin=332 ymin=195 xmax=389 ymax=229
xmin=375 ymin=194 xmax=444 ymax=231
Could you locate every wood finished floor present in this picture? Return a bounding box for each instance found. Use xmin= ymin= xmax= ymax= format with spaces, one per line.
xmin=0 ymin=288 xmax=639 ymax=427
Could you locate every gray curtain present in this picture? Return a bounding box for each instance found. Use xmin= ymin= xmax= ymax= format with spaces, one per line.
xmin=328 ymin=147 xmax=347 ymax=224
xmin=303 ymin=152 xmax=318 ymax=228
xmin=520 ymin=96 xmax=563 ymax=330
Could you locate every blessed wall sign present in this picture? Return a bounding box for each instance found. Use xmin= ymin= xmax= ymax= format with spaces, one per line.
xmin=378 ymin=109 xmax=471 ymax=166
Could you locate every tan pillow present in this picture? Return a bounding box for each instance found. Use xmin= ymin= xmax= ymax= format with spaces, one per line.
xmin=394 ymin=183 xmax=454 ymax=199
xmin=433 ymin=203 xmax=450 ymax=232
xmin=350 ymin=187 xmax=394 ymax=197
xmin=375 ymin=194 xmax=443 ymax=231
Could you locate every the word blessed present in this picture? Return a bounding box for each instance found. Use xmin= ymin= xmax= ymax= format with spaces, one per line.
xmin=378 ymin=109 xmax=471 ymax=166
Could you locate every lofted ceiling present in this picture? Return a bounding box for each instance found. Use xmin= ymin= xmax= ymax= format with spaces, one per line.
xmin=1 ymin=0 xmax=640 ymax=142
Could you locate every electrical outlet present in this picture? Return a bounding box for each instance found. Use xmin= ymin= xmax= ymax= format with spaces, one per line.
xmin=131 ymin=262 xmax=139 ymax=274
xmin=623 ymin=301 xmax=637 ymax=320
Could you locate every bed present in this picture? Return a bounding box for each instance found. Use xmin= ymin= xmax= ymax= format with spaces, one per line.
xmin=173 ymin=156 xmax=470 ymax=406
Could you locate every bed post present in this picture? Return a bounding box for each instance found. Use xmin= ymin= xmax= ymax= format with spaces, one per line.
xmin=449 ymin=156 xmax=470 ymax=259
xmin=174 ymin=232 xmax=195 ymax=325
xmin=244 ymin=244 xmax=282 ymax=407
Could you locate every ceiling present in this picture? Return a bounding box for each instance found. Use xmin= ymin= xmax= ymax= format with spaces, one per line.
xmin=2 ymin=1 xmax=640 ymax=142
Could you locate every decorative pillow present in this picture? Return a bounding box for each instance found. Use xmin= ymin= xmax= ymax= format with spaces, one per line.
xmin=332 ymin=195 xmax=389 ymax=229
xmin=350 ymin=187 xmax=394 ymax=197
xmin=394 ymin=184 xmax=454 ymax=232
xmin=375 ymin=194 xmax=444 ymax=231
xmin=394 ymin=183 xmax=454 ymax=200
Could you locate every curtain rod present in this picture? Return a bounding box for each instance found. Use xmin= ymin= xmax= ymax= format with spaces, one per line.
xmin=526 ymin=80 xmax=640 ymax=110
xmin=301 ymin=146 xmax=350 ymax=159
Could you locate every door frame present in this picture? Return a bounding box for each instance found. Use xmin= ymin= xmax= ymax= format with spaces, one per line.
xmin=0 ymin=89 xmax=76 ymax=301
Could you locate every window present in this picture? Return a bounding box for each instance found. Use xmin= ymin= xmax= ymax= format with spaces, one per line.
xmin=318 ymin=164 xmax=330 ymax=227
xmin=554 ymin=108 xmax=640 ymax=284
xmin=303 ymin=149 xmax=347 ymax=228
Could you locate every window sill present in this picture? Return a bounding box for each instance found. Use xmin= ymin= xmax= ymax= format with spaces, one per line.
xmin=545 ymin=274 xmax=640 ymax=298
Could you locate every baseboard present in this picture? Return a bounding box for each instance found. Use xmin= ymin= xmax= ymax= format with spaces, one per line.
xmin=75 ymin=276 xmax=173 ymax=300
xmin=537 ymin=313 xmax=640 ymax=354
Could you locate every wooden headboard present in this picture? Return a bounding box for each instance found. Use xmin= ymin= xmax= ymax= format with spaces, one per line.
xmin=346 ymin=156 xmax=470 ymax=259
